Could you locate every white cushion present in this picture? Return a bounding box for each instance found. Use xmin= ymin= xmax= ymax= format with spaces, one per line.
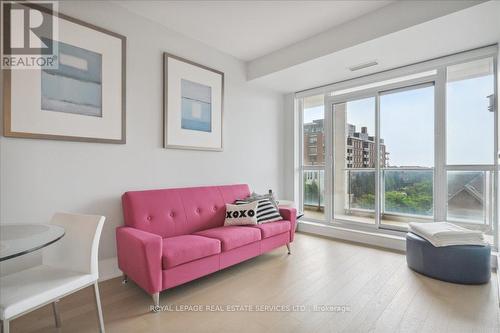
xmin=0 ymin=265 xmax=95 ymax=320
xmin=224 ymin=201 xmax=258 ymax=226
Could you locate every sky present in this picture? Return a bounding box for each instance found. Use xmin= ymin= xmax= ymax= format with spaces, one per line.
xmin=303 ymin=75 xmax=494 ymax=168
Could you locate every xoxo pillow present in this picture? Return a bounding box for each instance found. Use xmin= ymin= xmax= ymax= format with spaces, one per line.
xmin=224 ymin=201 xmax=258 ymax=226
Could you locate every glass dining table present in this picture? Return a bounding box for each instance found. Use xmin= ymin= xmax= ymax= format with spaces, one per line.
xmin=0 ymin=224 xmax=65 ymax=261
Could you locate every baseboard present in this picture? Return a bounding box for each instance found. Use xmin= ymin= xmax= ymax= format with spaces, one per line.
xmin=298 ymin=221 xmax=406 ymax=252
xmin=298 ymin=221 xmax=498 ymax=269
xmin=98 ymin=257 xmax=121 ymax=282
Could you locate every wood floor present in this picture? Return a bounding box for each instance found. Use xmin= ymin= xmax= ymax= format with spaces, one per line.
xmin=10 ymin=233 xmax=500 ymax=333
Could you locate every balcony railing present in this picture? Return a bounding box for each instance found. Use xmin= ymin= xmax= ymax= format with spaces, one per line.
xmin=303 ymin=170 xmax=325 ymax=210
xmin=303 ymin=168 xmax=491 ymax=227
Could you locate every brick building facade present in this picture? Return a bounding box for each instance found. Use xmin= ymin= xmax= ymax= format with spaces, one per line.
xmin=304 ymin=120 xmax=388 ymax=167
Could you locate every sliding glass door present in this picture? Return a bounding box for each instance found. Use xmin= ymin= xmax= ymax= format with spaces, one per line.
xmin=332 ymin=97 xmax=376 ymax=225
xmin=301 ymin=95 xmax=327 ymax=221
xmin=329 ymin=84 xmax=434 ymax=229
xmin=379 ymin=84 xmax=435 ymax=228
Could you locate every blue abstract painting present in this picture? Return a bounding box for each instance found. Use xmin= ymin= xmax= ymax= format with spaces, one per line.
xmin=181 ymin=79 xmax=212 ymax=132
xmin=41 ymin=39 xmax=102 ymax=117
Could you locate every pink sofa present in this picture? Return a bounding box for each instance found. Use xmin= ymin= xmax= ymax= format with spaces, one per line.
xmin=116 ymin=184 xmax=297 ymax=305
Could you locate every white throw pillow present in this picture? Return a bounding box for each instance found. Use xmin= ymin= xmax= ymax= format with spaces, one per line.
xmin=224 ymin=201 xmax=258 ymax=226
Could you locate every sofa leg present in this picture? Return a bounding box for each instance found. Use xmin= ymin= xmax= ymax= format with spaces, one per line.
xmin=286 ymin=243 xmax=291 ymax=254
xmin=122 ymin=274 xmax=128 ymax=284
xmin=52 ymin=300 xmax=62 ymax=328
xmin=2 ymin=319 xmax=9 ymax=333
xmin=152 ymin=292 xmax=160 ymax=309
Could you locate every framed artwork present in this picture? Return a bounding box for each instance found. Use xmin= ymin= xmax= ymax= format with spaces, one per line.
xmin=3 ymin=4 xmax=126 ymax=143
xmin=163 ymin=52 xmax=224 ymax=151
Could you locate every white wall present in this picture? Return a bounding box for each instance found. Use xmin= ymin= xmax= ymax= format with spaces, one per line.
xmin=0 ymin=1 xmax=285 ymax=273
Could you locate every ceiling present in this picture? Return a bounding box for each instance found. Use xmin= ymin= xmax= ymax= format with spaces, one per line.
xmin=114 ymin=0 xmax=393 ymax=61
xmin=250 ymin=0 xmax=499 ymax=93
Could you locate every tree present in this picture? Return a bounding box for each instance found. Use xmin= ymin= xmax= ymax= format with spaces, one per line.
xmin=349 ymin=170 xmax=433 ymax=215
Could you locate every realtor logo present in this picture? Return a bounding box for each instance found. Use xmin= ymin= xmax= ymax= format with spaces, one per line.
xmin=1 ymin=1 xmax=58 ymax=69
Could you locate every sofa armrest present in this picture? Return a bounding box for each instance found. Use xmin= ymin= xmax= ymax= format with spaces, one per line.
xmin=279 ymin=207 xmax=297 ymax=242
xmin=116 ymin=227 xmax=162 ymax=294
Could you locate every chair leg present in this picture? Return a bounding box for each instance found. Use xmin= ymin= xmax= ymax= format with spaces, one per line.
xmin=152 ymin=292 xmax=160 ymax=308
xmin=2 ymin=320 xmax=9 ymax=333
xmin=52 ymin=300 xmax=62 ymax=328
xmin=122 ymin=274 xmax=128 ymax=284
xmin=93 ymin=282 xmax=105 ymax=333
xmin=286 ymin=243 xmax=291 ymax=254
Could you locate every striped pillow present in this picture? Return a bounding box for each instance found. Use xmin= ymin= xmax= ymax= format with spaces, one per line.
xmin=235 ymin=198 xmax=282 ymax=224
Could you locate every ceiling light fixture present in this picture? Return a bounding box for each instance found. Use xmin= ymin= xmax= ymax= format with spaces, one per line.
xmin=349 ymin=61 xmax=378 ymax=72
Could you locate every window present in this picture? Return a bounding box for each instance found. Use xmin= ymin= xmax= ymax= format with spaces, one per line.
xmin=446 ymin=58 xmax=494 ymax=165
xmin=297 ymin=47 xmax=497 ymax=246
xmin=303 ymin=170 xmax=325 ymax=220
xmin=447 ymin=171 xmax=490 ymax=223
xmin=303 ymin=95 xmax=325 ymax=167
xmin=445 ymin=58 xmax=495 ymax=228
xmin=302 ymin=95 xmax=326 ymax=220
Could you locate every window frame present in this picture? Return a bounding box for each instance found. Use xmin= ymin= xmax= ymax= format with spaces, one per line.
xmin=299 ymin=95 xmax=332 ymax=223
xmin=296 ymin=45 xmax=498 ymax=248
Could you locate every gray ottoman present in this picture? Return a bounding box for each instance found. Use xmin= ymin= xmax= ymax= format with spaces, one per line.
xmin=406 ymin=232 xmax=491 ymax=284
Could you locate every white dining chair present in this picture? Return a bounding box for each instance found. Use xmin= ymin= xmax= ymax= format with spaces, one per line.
xmin=0 ymin=213 xmax=106 ymax=333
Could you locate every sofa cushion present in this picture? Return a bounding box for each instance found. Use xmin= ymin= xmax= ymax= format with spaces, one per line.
xmin=194 ymin=226 xmax=261 ymax=251
xmin=250 ymin=220 xmax=291 ymax=239
xmin=162 ymin=235 xmax=221 ymax=269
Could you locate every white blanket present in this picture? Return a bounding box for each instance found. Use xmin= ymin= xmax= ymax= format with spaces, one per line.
xmin=409 ymin=222 xmax=485 ymax=247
